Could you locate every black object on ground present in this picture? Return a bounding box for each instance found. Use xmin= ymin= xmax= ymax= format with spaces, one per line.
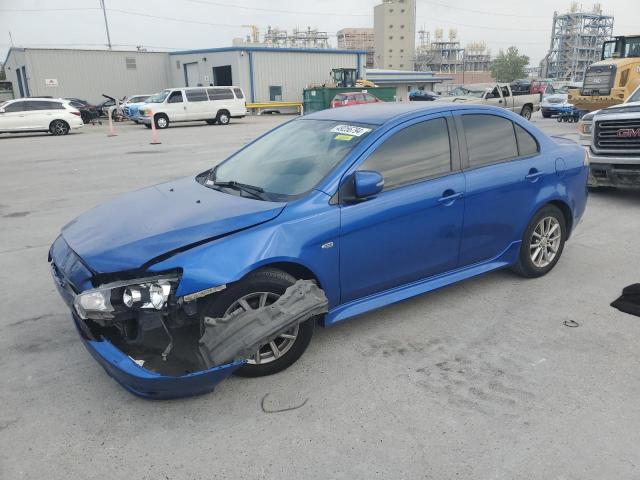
xmin=611 ymin=284 xmax=640 ymax=317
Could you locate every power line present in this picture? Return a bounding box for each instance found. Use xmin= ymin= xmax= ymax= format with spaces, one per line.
xmin=0 ymin=7 xmax=100 ymax=12
xmin=107 ymin=8 xmax=244 ymax=28
xmin=417 ymin=0 xmax=549 ymax=19
xmin=178 ymin=0 xmax=370 ymax=17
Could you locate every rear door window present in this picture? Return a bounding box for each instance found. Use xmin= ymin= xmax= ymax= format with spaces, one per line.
xmin=207 ymin=88 xmax=234 ymax=100
xmin=185 ymin=89 xmax=209 ymax=102
xmin=233 ymin=88 xmax=244 ymax=99
xmin=359 ymin=118 xmax=452 ymax=189
xmin=514 ymin=124 xmax=539 ymax=157
xmin=462 ymin=114 xmax=519 ymax=167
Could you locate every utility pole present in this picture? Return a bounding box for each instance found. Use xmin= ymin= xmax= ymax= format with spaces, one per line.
xmin=99 ymin=0 xmax=112 ymax=50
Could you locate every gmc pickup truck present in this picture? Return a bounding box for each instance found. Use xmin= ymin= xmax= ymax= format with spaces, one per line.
xmin=588 ymin=103 xmax=640 ymax=189
xmin=440 ymin=83 xmax=540 ymax=120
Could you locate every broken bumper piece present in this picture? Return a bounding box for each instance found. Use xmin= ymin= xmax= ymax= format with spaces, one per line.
xmin=199 ymin=280 xmax=328 ymax=368
xmin=73 ymin=315 xmax=243 ymax=399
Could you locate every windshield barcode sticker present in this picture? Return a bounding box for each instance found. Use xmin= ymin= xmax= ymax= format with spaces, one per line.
xmin=330 ymin=125 xmax=372 ymax=137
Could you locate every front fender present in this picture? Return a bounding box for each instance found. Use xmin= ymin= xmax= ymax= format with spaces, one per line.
xmin=148 ymin=192 xmax=342 ymax=307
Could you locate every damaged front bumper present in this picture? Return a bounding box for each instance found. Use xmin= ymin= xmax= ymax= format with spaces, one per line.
xmin=73 ymin=314 xmax=243 ymax=399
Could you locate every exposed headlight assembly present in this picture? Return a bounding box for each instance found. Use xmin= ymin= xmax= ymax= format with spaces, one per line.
xmin=73 ymin=274 xmax=180 ymax=320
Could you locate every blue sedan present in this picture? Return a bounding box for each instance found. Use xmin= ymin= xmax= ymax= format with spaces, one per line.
xmin=49 ymin=103 xmax=588 ymax=398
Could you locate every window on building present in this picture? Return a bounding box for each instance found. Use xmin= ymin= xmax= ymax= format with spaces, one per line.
xmin=125 ymin=57 xmax=137 ymax=70
xmin=269 ymin=86 xmax=283 ymax=101
xmin=176 ymin=60 xmax=181 ymax=69
xmin=185 ymin=89 xmax=209 ymax=102
xmin=389 ymin=49 xmax=393 ymax=53
xmin=399 ymin=64 xmax=404 ymax=68
xmin=462 ymin=114 xmax=519 ymax=167
xmin=359 ymin=118 xmax=452 ymax=190
xmin=207 ymin=88 xmax=234 ymax=100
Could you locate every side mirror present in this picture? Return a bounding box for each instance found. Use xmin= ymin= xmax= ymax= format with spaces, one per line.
xmin=354 ymin=171 xmax=384 ymax=199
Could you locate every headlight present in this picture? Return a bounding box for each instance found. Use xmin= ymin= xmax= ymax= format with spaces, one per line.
xmin=73 ymin=274 xmax=180 ymax=320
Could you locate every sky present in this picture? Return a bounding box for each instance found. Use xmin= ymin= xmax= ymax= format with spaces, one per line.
xmin=1 ymin=0 xmax=639 ymax=66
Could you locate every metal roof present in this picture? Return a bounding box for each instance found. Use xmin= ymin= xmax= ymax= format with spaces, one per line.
xmin=170 ymin=46 xmax=367 ymax=56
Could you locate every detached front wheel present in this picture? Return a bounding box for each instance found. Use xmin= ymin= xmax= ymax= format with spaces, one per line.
xmin=200 ymin=268 xmax=315 ymax=377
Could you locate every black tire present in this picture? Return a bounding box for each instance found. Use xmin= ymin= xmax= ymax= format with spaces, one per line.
xmin=521 ymin=105 xmax=533 ymax=120
xmin=200 ymin=268 xmax=315 ymax=377
xmin=154 ymin=114 xmax=169 ymax=129
xmin=512 ymin=204 xmax=567 ymax=278
xmin=49 ymin=120 xmax=70 ymax=136
xmin=144 ymin=123 xmax=152 ymax=129
xmin=205 ymin=119 xmax=216 ymax=125
xmin=216 ymin=110 xmax=230 ymax=125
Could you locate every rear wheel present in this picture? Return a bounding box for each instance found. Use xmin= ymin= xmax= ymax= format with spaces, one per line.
xmin=520 ymin=105 xmax=533 ymax=120
xmin=512 ymin=205 xmax=567 ymax=278
xmin=49 ymin=120 xmax=70 ymax=136
xmin=200 ymin=268 xmax=315 ymax=377
xmin=216 ymin=110 xmax=230 ymax=125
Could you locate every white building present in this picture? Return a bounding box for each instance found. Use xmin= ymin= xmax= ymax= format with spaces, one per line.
xmin=2 ymin=46 xmax=367 ymax=105
xmin=168 ymin=46 xmax=367 ymax=103
xmin=374 ymin=0 xmax=417 ymax=70
xmin=3 ymin=48 xmax=170 ymax=102
xmin=366 ymin=69 xmax=451 ymax=101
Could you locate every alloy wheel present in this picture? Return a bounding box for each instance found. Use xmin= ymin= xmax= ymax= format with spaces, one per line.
xmin=156 ymin=117 xmax=168 ymax=128
xmin=52 ymin=121 xmax=69 ymax=135
xmin=530 ymin=216 xmax=561 ymax=268
xmin=224 ymin=291 xmax=299 ymax=365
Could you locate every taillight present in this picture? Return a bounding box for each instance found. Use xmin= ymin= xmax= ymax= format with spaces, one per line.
xmin=70 ymin=111 xmax=81 ymax=116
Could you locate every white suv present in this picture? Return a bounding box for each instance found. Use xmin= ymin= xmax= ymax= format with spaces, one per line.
xmin=139 ymin=86 xmax=247 ymax=129
xmin=0 ymin=98 xmax=84 ymax=135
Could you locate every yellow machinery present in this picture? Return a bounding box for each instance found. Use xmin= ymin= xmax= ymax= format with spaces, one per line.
xmin=569 ymin=35 xmax=640 ymax=111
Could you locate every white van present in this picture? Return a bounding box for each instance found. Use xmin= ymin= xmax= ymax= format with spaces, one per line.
xmin=139 ymin=86 xmax=246 ymax=129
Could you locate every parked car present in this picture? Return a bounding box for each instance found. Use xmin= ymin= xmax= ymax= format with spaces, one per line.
xmin=0 ymin=98 xmax=83 ymax=135
xmin=577 ymin=84 xmax=640 ymax=146
xmin=585 ymin=84 xmax=640 ymax=189
xmin=64 ymin=98 xmax=100 ymax=124
xmin=541 ymin=83 xmax=582 ymax=118
xmin=49 ymin=103 xmax=588 ymax=398
xmin=330 ymin=92 xmax=382 ymax=108
xmin=122 ymin=94 xmax=152 ymax=123
xmin=530 ymin=79 xmax=555 ymax=96
xmin=139 ymin=86 xmax=247 ymax=129
xmin=440 ymin=83 xmax=540 ymax=120
xmin=510 ymin=79 xmax=532 ymax=94
xmin=409 ymin=90 xmax=438 ymax=101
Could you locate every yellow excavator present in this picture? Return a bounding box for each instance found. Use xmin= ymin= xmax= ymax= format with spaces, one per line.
xmin=325 ymin=68 xmax=377 ymax=89
xmin=569 ymin=35 xmax=640 ymax=111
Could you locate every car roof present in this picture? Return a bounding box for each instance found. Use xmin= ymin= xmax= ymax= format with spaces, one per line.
xmin=304 ymin=102 xmax=504 ymax=126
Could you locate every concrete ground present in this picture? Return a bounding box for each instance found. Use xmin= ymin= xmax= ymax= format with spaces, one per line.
xmin=1 ymin=112 xmax=639 ymax=480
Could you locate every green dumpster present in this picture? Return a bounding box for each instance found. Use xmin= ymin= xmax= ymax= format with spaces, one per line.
xmin=303 ymin=87 xmax=397 ymax=114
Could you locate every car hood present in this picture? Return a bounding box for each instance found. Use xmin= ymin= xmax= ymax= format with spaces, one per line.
xmin=61 ymin=176 xmax=286 ymax=273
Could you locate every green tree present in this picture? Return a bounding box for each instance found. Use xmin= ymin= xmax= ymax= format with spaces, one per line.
xmin=490 ymin=47 xmax=530 ymax=82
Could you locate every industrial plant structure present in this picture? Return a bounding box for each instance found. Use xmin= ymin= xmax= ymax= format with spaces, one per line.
xmin=540 ymin=3 xmax=614 ymax=81
xmin=337 ymin=28 xmax=375 ymax=68
xmin=373 ymin=0 xmax=417 ymax=70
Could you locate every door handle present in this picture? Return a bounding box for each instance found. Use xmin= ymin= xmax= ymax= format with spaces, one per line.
xmin=525 ymin=169 xmax=544 ymax=182
xmin=438 ymin=190 xmax=464 ymax=205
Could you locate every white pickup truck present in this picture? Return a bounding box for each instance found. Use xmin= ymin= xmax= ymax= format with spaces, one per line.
xmin=439 ymin=83 xmax=541 ymax=120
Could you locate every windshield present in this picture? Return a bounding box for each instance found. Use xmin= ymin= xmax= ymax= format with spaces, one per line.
xmin=627 ymin=87 xmax=640 ymax=103
xmin=147 ymin=90 xmax=170 ymax=103
xmin=210 ymin=119 xmax=376 ymax=200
